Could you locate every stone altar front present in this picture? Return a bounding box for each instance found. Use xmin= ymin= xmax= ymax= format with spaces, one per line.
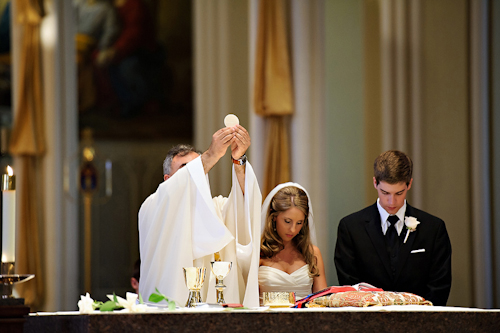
xmin=24 ymin=306 xmax=500 ymax=333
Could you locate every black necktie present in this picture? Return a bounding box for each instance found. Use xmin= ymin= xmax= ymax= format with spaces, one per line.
xmin=386 ymin=215 xmax=399 ymax=249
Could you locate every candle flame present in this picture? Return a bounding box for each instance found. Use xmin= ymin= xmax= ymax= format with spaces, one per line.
xmin=6 ymin=165 xmax=13 ymax=176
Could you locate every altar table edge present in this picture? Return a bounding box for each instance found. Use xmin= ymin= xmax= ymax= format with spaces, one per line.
xmin=24 ymin=307 xmax=500 ymax=333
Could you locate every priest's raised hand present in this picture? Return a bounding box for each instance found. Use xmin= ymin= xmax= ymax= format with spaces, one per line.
xmin=230 ymin=125 xmax=251 ymax=194
xmin=200 ymin=127 xmax=235 ymax=174
xmin=231 ymin=125 xmax=250 ymax=162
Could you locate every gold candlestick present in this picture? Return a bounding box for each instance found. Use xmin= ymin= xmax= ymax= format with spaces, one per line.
xmin=0 ymin=262 xmax=34 ymax=299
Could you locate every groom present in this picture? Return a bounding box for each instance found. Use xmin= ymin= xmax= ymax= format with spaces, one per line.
xmin=334 ymin=150 xmax=452 ymax=306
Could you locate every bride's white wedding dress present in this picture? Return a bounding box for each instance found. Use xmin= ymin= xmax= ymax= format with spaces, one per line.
xmin=258 ymin=265 xmax=313 ymax=302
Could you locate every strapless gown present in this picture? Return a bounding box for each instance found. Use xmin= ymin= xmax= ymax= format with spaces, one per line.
xmin=258 ymin=265 xmax=313 ymax=302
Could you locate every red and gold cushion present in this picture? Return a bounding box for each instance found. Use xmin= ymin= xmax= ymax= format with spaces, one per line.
xmin=306 ymin=291 xmax=433 ymax=308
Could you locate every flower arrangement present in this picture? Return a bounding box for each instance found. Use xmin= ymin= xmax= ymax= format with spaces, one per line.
xmin=403 ymin=216 xmax=420 ymax=243
xmin=77 ymin=288 xmax=177 ymax=314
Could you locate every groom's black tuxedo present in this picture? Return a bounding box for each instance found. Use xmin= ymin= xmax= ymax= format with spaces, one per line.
xmin=334 ymin=202 xmax=452 ymax=306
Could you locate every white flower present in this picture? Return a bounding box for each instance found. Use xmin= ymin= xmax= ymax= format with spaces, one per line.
xmin=403 ymin=216 xmax=420 ymax=243
xmin=405 ymin=216 xmax=420 ymax=231
xmin=78 ymin=293 xmax=95 ymax=314
xmin=107 ymin=292 xmax=148 ymax=313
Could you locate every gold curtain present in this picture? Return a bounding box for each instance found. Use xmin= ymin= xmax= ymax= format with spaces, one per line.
xmin=9 ymin=0 xmax=45 ymax=310
xmin=254 ymin=0 xmax=294 ymax=197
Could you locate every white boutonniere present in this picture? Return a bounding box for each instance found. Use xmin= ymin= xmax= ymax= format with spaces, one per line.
xmin=404 ymin=216 xmax=420 ymax=243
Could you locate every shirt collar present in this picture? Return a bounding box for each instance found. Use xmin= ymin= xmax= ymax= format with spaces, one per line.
xmin=377 ymin=199 xmax=407 ymax=235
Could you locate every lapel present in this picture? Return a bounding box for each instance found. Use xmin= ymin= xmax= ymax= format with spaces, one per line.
xmin=394 ymin=203 xmax=418 ymax=281
xmin=364 ymin=203 xmax=393 ymax=278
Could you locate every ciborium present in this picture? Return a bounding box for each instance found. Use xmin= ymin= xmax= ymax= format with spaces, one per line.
xmin=183 ymin=267 xmax=206 ymax=308
xmin=262 ymin=291 xmax=296 ymax=308
xmin=210 ymin=261 xmax=232 ymax=304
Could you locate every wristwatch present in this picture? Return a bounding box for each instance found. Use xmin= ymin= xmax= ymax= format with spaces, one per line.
xmin=231 ymin=154 xmax=247 ymax=166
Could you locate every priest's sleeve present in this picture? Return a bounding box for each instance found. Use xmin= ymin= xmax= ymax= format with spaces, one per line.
xmin=216 ymin=162 xmax=262 ymax=308
xmin=138 ymin=157 xmax=234 ymax=305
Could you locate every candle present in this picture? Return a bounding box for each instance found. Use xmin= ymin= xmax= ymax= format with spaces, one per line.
xmin=2 ymin=166 xmax=16 ymax=263
xmin=105 ymin=159 xmax=112 ymax=197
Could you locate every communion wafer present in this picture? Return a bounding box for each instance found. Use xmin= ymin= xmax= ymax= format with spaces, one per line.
xmin=224 ymin=114 xmax=239 ymax=127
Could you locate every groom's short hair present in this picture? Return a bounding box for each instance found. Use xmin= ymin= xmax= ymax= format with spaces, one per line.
xmin=374 ymin=150 xmax=413 ymax=185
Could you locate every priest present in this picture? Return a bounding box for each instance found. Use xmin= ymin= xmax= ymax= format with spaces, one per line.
xmin=138 ymin=125 xmax=261 ymax=307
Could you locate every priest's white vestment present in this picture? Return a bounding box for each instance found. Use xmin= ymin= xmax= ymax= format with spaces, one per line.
xmin=138 ymin=156 xmax=261 ymax=307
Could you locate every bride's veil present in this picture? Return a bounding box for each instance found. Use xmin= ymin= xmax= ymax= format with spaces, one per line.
xmin=260 ymin=182 xmax=317 ymax=245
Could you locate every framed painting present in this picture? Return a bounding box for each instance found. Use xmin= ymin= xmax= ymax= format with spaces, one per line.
xmin=76 ymin=0 xmax=193 ymax=140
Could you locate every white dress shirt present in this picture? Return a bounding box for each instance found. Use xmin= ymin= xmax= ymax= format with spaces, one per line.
xmin=377 ymin=199 xmax=407 ymax=236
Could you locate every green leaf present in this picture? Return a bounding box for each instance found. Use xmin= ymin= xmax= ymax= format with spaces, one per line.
xmin=139 ymin=293 xmax=144 ymax=304
xmin=98 ymin=294 xmax=124 ymax=312
xmin=148 ymin=287 xmax=179 ymax=309
xmin=148 ymin=293 xmax=166 ymax=303
xmin=100 ymin=300 xmax=120 ymax=312
xmin=92 ymin=301 xmax=104 ymax=310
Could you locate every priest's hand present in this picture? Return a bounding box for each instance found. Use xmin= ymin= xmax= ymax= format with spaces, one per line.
xmin=201 ymin=127 xmax=234 ymax=174
xmin=211 ymin=127 xmax=234 ymax=158
xmin=231 ymin=125 xmax=250 ymax=160
xmin=231 ymin=125 xmax=250 ymax=194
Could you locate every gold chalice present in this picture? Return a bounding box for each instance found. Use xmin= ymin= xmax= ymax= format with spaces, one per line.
xmin=183 ymin=267 xmax=206 ymax=308
xmin=210 ymin=261 xmax=232 ymax=304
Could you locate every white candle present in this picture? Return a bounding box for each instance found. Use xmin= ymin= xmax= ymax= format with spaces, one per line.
xmin=2 ymin=166 xmax=16 ymax=263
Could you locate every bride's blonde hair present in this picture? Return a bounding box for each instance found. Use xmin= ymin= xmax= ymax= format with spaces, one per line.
xmin=260 ymin=186 xmax=319 ymax=277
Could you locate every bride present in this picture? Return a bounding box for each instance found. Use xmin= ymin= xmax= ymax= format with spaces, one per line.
xmin=259 ymin=183 xmax=327 ymax=302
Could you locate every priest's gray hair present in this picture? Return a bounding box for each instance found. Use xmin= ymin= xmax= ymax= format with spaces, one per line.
xmin=163 ymin=144 xmax=200 ymax=175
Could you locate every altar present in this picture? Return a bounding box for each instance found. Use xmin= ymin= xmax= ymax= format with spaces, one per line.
xmin=24 ymin=306 xmax=500 ymax=333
